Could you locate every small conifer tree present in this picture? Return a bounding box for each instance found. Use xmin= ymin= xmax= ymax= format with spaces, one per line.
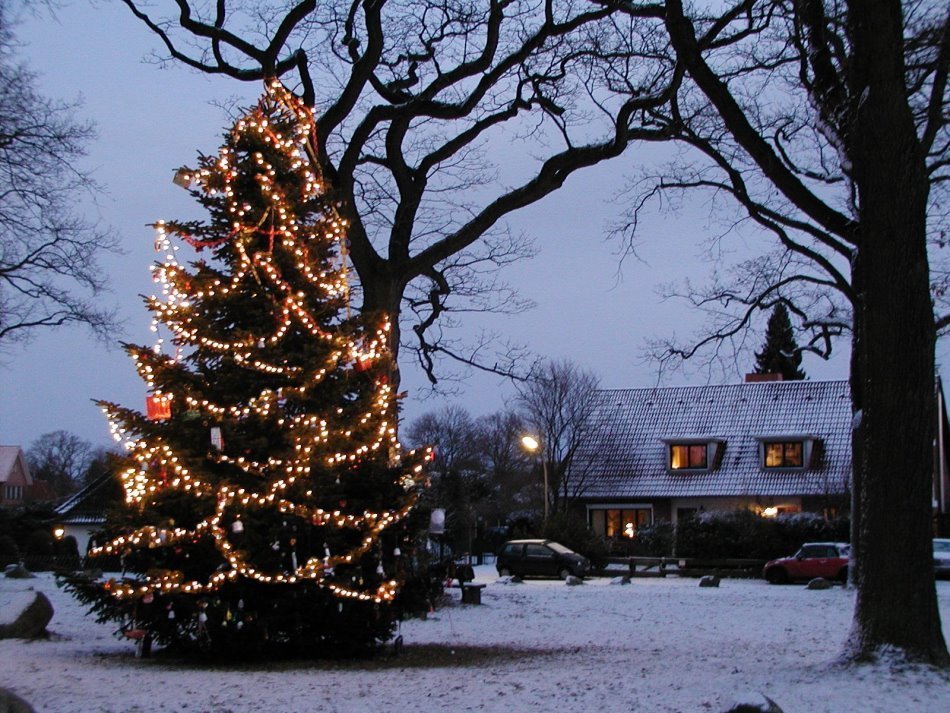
xmin=753 ymin=303 xmax=807 ymax=380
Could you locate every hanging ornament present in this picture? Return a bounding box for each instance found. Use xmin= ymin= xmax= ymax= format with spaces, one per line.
xmin=210 ymin=426 xmax=224 ymax=451
xmin=232 ymin=519 xmax=244 ymax=534
xmin=146 ymin=394 xmax=172 ymax=421
xmin=143 ymin=592 xmax=154 ymax=605
xmin=167 ymin=606 xmax=176 ymax=620
xmin=393 ymin=547 xmax=401 ymax=557
xmin=172 ymin=167 xmax=193 ymax=189
xmin=258 ymin=337 xmax=266 ymax=348
xmin=198 ymin=612 xmax=208 ymax=623
xmin=376 ymin=562 xmax=385 ymax=576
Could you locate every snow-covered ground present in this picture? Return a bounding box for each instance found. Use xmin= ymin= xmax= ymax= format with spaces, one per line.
xmin=2 ymin=567 xmax=949 ymax=712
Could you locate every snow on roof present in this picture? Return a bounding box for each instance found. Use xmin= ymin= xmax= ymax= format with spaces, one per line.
xmin=573 ymin=379 xmax=852 ymax=499
xmin=54 ymin=473 xmax=121 ymax=525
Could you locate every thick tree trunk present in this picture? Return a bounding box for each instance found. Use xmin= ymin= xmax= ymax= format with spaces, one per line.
xmin=843 ymin=0 xmax=948 ymax=664
xmin=358 ymin=264 xmax=407 ymax=392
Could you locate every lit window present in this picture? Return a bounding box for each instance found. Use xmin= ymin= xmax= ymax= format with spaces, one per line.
xmin=590 ymin=508 xmax=652 ymax=538
xmin=670 ymin=444 xmax=708 ymax=470
xmin=764 ymin=441 xmax=804 ymax=468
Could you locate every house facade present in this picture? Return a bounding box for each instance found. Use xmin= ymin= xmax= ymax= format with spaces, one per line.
xmin=571 ymin=379 xmax=854 ymax=539
xmin=0 ymin=446 xmax=34 ymax=506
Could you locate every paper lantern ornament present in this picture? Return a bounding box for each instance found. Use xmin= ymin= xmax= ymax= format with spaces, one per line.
xmin=146 ymin=394 xmax=172 ymax=421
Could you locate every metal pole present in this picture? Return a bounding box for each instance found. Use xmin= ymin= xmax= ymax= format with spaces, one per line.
xmin=542 ymin=458 xmax=549 ymax=522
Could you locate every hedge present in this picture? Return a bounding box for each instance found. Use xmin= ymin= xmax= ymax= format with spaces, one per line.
xmin=625 ymin=509 xmax=849 ymax=560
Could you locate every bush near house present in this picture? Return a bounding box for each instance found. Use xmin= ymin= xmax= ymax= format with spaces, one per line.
xmin=0 ymin=506 xmax=81 ymax=571
xmin=674 ymin=510 xmax=850 ymax=560
xmin=613 ymin=522 xmax=675 ymax=557
xmin=0 ymin=534 xmax=19 ymax=567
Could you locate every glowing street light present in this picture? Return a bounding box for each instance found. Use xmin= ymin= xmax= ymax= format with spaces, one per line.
xmin=520 ymin=435 xmax=549 ymax=522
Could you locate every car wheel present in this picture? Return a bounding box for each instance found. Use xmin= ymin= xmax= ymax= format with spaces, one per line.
xmin=765 ymin=567 xmax=788 ymax=584
xmin=498 ymin=567 xmax=511 ymax=577
xmin=837 ymin=566 xmax=848 ymax=584
xmin=558 ymin=567 xmax=572 ymax=580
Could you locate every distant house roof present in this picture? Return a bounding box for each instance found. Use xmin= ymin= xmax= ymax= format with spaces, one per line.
xmin=55 ymin=473 xmax=121 ymax=525
xmin=0 ymin=446 xmax=33 ymax=486
xmin=573 ymin=379 xmax=852 ymax=500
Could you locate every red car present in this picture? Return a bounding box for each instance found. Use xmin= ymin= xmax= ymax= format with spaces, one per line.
xmin=763 ymin=542 xmax=850 ymax=584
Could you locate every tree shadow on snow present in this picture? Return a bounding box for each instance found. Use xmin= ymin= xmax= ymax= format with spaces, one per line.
xmin=110 ymin=643 xmax=581 ymax=671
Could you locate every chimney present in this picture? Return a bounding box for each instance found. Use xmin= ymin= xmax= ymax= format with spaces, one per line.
xmin=745 ymin=373 xmax=784 ymax=383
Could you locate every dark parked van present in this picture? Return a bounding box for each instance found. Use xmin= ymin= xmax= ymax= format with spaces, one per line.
xmin=496 ymin=539 xmax=590 ymax=579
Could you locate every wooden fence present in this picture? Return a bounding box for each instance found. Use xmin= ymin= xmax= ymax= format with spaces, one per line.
xmin=604 ymin=556 xmax=767 ymax=579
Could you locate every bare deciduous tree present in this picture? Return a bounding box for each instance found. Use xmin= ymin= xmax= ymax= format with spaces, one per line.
xmin=515 ymin=359 xmax=602 ymax=515
xmin=474 ymin=409 xmax=536 ymax=524
xmin=0 ymin=7 xmax=118 ymax=348
xmin=605 ymin=0 xmax=947 ymax=663
xmin=25 ymin=430 xmax=95 ymax=498
xmin=116 ymin=0 xmax=679 ymax=387
xmin=405 ymin=404 xmax=488 ymax=552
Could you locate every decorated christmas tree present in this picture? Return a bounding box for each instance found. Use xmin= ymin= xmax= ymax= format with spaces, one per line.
xmin=64 ymin=81 xmax=431 ymax=658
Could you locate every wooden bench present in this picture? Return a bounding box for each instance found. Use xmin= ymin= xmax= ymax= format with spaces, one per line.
xmin=461 ymin=583 xmax=486 ymax=605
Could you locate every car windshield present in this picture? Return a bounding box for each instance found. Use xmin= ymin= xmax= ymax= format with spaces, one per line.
xmin=546 ymin=542 xmax=573 ymax=555
xmin=934 ymin=540 xmax=950 ymax=553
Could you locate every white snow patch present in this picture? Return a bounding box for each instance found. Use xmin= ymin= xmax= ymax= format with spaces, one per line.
xmin=0 ymin=569 xmax=948 ymax=712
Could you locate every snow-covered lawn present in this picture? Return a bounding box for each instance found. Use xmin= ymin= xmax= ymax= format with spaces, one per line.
xmin=2 ymin=567 xmax=948 ymax=712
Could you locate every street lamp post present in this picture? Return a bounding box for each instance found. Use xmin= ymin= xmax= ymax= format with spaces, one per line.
xmin=521 ymin=435 xmax=549 ymax=522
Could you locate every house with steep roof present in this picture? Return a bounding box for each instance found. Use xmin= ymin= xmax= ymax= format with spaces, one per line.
xmin=572 ymin=376 xmax=950 ymax=539
xmin=570 ymin=379 xmax=856 ymax=539
xmin=0 ymin=446 xmax=34 ymax=506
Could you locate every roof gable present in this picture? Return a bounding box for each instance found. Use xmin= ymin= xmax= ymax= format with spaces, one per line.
xmin=573 ymin=380 xmax=852 ymax=499
xmin=0 ymin=446 xmax=33 ymax=486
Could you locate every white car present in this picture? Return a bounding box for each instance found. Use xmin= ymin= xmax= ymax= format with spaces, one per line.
xmin=934 ymin=539 xmax=950 ymax=579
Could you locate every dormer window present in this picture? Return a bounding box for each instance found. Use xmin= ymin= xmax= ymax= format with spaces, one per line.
xmin=670 ymin=444 xmax=708 ymax=470
xmin=764 ymin=441 xmax=804 ymax=468
xmin=663 ymin=438 xmax=724 ymax=472
xmin=755 ymin=435 xmax=818 ymax=469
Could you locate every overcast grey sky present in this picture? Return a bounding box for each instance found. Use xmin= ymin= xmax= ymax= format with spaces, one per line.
xmin=1 ymin=2 xmax=866 ymax=451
